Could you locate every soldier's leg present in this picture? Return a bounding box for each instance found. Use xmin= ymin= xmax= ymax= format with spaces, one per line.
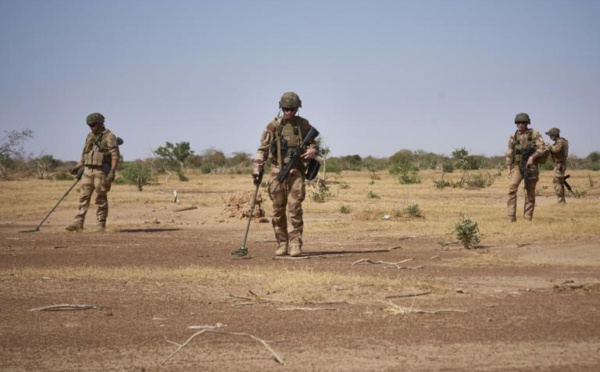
xmin=524 ymin=168 xmax=539 ymax=221
xmin=268 ymin=174 xmax=289 ymax=254
xmin=507 ymin=170 xmax=522 ymax=222
xmin=94 ymin=169 xmax=109 ymax=231
xmin=553 ymin=164 xmax=566 ymax=204
xmin=287 ymin=170 xmax=306 ymax=257
xmin=66 ymin=169 xmax=94 ymax=231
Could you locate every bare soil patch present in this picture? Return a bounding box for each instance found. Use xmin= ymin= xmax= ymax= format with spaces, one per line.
xmin=1 ymin=173 xmax=599 ymax=371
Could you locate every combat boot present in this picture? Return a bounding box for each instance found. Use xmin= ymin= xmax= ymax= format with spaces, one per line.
xmin=93 ymin=222 xmax=106 ymax=233
xmin=275 ymin=243 xmax=288 ymax=256
xmin=289 ymin=244 xmax=302 ymax=257
xmin=65 ymin=221 xmax=84 ymax=232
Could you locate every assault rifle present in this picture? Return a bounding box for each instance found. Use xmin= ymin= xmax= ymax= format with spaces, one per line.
xmin=519 ymin=147 xmax=537 ymax=191
xmin=277 ymin=126 xmax=320 ymax=183
xmin=561 ymin=174 xmax=575 ymax=196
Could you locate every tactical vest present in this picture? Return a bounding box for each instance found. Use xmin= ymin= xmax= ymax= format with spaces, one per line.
xmin=512 ymin=129 xmax=534 ymax=165
xmin=268 ymin=118 xmax=308 ymax=169
xmin=83 ymin=130 xmax=113 ymax=167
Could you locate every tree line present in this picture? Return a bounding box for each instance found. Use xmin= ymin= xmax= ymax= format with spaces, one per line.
xmin=2 ymin=130 xmax=599 ymax=186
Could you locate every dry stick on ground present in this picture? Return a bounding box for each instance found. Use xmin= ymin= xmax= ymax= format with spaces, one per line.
xmin=174 ymin=205 xmax=197 ymax=212
xmin=162 ymin=328 xmax=284 ymax=366
xmin=274 ymin=253 xmax=353 ymax=260
xmin=351 ymin=258 xmax=423 ymax=270
xmin=381 ymin=300 xmax=467 ymax=315
xmin=229 ymin=290 xmax=287 ymax=306
xmin=385 ymin=290 xmax=432 ymax=299
xmin=276 ymin=306 xmax=338 ymax=311
xmin=27 ymin=304 xmax=101 ymax=311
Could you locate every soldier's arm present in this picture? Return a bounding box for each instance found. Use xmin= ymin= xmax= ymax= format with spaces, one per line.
xmin=505 ymin=135 xmax=514 ymax=173
xmin=527 ymin=131 xmax=547 ymax=165
xmin=253 ymin=127 xmax=273 ymax=172
xmin=106 ymin=133 xmax=120 ymax=173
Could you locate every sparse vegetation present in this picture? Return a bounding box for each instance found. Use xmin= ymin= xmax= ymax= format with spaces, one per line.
xmin=404 ymin=204 xmax=423 ymax=218
xmin=454 ymin=216 xmax=481 ymax=249
xmin=367 ymin=191 xmax=380 ymax=199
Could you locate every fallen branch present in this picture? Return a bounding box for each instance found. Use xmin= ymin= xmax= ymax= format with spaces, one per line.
xmin=174 ymin=205 xmax=198 ymax=212
xmin=381 ymin=300 xmax=466 ymax=315
xmin=277 ymin=306 xmax=338 ymax=311
xmin=351 ymin=258 xmax=422 ymax=270
xmin=385 ymin=290 xmax=432 ymax=299
xmin=229 ymin=290 xmax=287 ymax=306
xmin=27 ymin=304 xmax=101 ymax=311
xmin=352 ymin=257 xmax=414 ymax=265
xmin=162 ymin=326 xmax=283 ymax=365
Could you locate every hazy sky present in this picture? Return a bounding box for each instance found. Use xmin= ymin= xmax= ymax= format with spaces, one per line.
xmin=1 ymin=0 xmax=599 ymax=162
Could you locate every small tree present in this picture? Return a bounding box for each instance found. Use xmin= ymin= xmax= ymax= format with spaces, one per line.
xmin=153 ymin=141 xmax=193 ymax=172
xmin=0 ymin=129 xmax=33 ymax=178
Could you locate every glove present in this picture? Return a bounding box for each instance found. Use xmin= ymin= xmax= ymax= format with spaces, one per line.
xmin=70 ymin=167 xmax=80 ymax=175
xmin=107 ymin=171 xmax=116 ymax=184
xmin=252 ymin=172 xmax=262 ymax=186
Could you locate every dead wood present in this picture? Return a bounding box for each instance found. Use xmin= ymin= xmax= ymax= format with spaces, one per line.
xmin=27 ymin=304 xmax=101 ymax=311
xmin=174 ymin=205 xmax=197 ymax=212
xmin=385 ymin=290 xmax=432 ymax=299
xmin=351 ymin=258 xmax=422 ymax=270
xmin=162 ymin=325 xmax=284 ymax=365
xmin=276 ymin=306 xmax=338 ymax=311
xmin=381 ymin=300 xmax=466 ymax=315
xmin=229 ymin=290 xmax=287 ymax=306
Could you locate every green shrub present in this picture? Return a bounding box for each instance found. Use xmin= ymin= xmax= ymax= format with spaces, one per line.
xmin=465 ymin=173 xmax=494 ymax=189
xmin=454 ymin=216 xmax=481 ymax=249
xmin=367 ymin=191 xmax=380 ymax=199
xmin=53 ymin=172 xmax=73 ymax=181
xmin=177 ymin=171 xmax=189 ymax=182
xmin=404 ymin=204 xmax=422 ymax=218
xmin=120 ymin=161 xmax=156 ymax=191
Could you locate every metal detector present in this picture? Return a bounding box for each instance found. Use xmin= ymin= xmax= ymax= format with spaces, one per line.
xmin=20 ymin=171 xmax=82 ymax=233
xmin=230 ymin=182 xmax=261 ymax=258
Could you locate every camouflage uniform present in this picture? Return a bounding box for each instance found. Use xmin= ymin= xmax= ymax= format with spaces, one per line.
xmin=67 ymin=113 xmax=120 ymax=232
xmin=253 ymin=94 xmax=319 ymax=256
xmin=546 ymin=128 xmax=569 ymax=203
xmin=506 ymin=113 xmax=547 ymax=222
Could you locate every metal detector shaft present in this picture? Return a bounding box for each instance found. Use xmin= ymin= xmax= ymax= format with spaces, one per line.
xmin=31 ymin=177 xmax=81 ymax=231
xmin=231 ymin=183 xmax=260 ymax=257
xmin=241 ymin=183 xmax=260 ymax=247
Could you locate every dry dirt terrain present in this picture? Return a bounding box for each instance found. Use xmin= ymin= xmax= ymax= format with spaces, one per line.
xmin=1 ymin=171 xmax=599 ymax=371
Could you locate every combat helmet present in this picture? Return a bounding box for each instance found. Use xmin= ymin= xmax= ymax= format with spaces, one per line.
xmin=279 ymin=92 xmax=302 ymax=109
xmin=514 ymin=112 xmax=530 ymax=124
xmin=545 ymin=127 xmax=560 ymax=136
xmin=86 ymin=112 xmax=105 ymax=125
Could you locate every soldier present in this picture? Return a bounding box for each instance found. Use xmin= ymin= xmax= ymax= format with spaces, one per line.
xmin=506 ymin=112 xmax=547 ymax=222
xmin=545 ymin=127 xmax=569 ymax=203
xmin=252 ymin=92 xmax=319 ymax=257
xmin=65 ymin=113 xmax=120 ymax=232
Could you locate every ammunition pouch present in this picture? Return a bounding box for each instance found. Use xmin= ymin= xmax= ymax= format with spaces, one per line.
xmin=522 ymin=166 xmax=539 ymax=190
xmin=270 ymin=138 xmax=288 ymax=161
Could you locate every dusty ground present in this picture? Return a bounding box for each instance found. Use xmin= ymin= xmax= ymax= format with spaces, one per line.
xmin=1 ymin=179 xmax=600 ymax=371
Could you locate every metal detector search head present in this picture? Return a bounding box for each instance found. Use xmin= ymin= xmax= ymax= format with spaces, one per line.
xmin=230 ymin=247 xmax=248 ymax=258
